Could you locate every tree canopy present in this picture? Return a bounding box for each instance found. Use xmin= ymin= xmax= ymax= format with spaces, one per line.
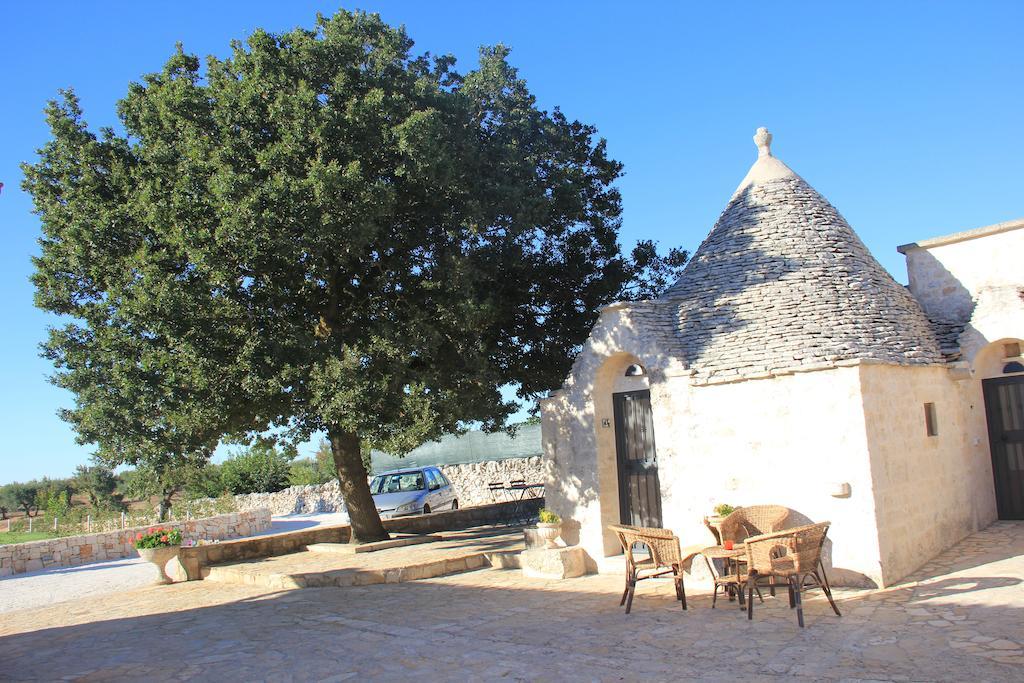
xmin=24 ymin=10 xmax=686 ymax=541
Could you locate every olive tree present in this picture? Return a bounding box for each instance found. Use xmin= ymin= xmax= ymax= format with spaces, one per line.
xmin=24 ymin=10 xmax=685 ymax=542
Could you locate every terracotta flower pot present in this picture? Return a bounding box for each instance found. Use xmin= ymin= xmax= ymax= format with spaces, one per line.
xmin=536 ymin=522 xmax=561 ymax=549
xmin=137 ymin=545 xmax=180 ymax=585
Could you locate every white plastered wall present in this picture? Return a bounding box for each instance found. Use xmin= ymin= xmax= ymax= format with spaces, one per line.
xmin=540 ymin=304 xmax=686 ymax=569
xmin=656 ymin=365 xmax=884 ymax=587
xmin=902 ymin=223 xmax=1023 ymax=328
xmin=543 ymin=304 xmax=889 ymax=585
xmin=859 ymin=363 xmax=996 ymax=585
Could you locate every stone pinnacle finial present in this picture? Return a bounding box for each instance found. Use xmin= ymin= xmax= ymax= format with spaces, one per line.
xmin=754 ymin=127 xmax=772 ymax=157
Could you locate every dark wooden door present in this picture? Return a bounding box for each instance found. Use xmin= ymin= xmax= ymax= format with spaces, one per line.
xmin=983 ymin=376 xmax=1024 ymax=519
xmin=613 ymin=390 xmax=662 ymax=527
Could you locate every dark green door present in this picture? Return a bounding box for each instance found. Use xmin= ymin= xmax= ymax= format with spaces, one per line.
xmin=983 ymin=376 xmax=1024 ymax=519
xmin=613 ymin=390 xmax=662 ymax=527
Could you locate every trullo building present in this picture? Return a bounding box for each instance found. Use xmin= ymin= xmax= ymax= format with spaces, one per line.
xmin=540 ymin=128 xmax=1024 ymax=587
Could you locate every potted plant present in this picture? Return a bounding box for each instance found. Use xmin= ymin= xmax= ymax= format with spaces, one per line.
xmin=134 ymin=527 xmax=183 ymax=584
xmin=536 ymin=508 xmax=562 ymax=549
xmin=705 ymin=504 xmax=736 ymax=544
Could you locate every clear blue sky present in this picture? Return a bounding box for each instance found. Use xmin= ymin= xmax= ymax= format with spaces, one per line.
xmin=1 ymin=2 xmax=1021 ymax=484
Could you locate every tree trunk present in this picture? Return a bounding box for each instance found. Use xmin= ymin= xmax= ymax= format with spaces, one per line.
xmin=158 ymin=491 xmax=173 ymax=522
xmin=329 ymin=427 xmax=389 ymax=544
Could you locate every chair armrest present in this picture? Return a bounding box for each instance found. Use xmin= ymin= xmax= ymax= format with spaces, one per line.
xmin=743 ymin=522 xmax=826 ymax=545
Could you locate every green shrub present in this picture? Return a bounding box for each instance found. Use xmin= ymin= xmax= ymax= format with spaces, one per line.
xmin=713 ymin=503 xmax=736 ymax=517
xmin=220 ymin=442 xmax=294 ymax=495
xmin=288 ymin=441 xmax=336 ymax=486
xmin=538 ymin=508 xmax=560 ymax=524
xmin=184 ymin=463 xmax=225 ymax=499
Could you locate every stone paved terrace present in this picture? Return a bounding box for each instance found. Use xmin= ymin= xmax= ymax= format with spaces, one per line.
xmin=2 ymin=522 xmax=1023 ymax=681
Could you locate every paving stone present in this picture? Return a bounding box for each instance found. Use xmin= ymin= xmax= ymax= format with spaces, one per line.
xmin=1 ymin=522 xmax=1023 ymax=681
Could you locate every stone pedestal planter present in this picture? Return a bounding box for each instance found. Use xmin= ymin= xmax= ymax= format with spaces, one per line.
xmin=137 ymin=546 xmax=180 ymax=585
xmin=520 ymin=546 xmax=587 ymax=579
xmin=536 ymin=522 xmax=561 ymax=549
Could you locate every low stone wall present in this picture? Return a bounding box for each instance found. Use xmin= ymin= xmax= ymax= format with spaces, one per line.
xmin=234 ymin=480 xmax=345 ymax=516
xmin=232 ymin=456 xmax=546 ymax=516
xmin=175 ymin=497 xmax=544 ymax=581
xmin=443 ymin=457 xmax=545 ymax=507
xmin=0 ymin=509 xmax=271 ymax=576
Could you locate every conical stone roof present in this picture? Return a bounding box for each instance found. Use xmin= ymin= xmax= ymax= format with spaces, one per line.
xmin=661 ymin=128 xmax=943 ymax=381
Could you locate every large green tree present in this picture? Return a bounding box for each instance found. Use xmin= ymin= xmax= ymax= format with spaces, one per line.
xmin=25 ymin=11 xmax=685 ymax=542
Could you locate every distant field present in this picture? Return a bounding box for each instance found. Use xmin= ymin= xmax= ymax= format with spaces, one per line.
xmin=0 ymin=531 xmax=57 ymax=545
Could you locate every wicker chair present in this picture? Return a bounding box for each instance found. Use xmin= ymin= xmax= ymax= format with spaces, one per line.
xmin=743 ymin=521 xmax=842 ymax=627
xmin=608 ymin=524 xmax=699 ymax=614
xmin=708 ymin=505 xmax=790 ymax=603
xmin=719 ymin=505 xmax=791 ymax=543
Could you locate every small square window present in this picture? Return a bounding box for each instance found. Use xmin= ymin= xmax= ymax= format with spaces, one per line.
xmin=1004 ymin=342 xmax=1021 ymax=359
xmin=924 ymin=402 xmax=938 ymax=437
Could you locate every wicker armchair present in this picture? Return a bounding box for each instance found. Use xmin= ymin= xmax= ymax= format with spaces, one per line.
xmin=608 ymin=524 xmax=700 ymax=614
xmin=743 ymin=521 xmax=842 ymax=627
xmin=711 ymin=505 xmax=791 ymax=600
xmin=719 ymin=505 xmax=790 ymax=543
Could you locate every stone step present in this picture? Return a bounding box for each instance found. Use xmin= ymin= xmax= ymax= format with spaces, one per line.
xmin=307 ymin=534 xmax=440 ymax=554
xmin=202 ymin=551 xmax=498 ymax=590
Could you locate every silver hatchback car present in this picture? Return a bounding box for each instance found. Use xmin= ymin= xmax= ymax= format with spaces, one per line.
xmin=370 ymin=466 xmax=458 ymax=518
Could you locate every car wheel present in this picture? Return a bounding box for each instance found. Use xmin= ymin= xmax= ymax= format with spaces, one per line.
xmin=451 ymin=499 xmax=459 ymax=510
xmin=422 ymin=504 xmax=430 ymax=515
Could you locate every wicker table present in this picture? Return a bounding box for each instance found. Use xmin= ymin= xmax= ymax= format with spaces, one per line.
xmin=701 ymin=544 xmax=750 ymax=608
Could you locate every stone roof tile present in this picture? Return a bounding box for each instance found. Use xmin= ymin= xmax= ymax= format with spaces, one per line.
xmin=659 ymin=129 xmax=944 ymax=379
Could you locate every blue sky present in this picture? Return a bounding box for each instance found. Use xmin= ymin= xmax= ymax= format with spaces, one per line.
xmin=1 ymin=2 xmax=1021 ymax=484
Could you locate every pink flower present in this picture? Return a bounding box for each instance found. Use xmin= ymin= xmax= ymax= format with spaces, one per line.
xmin=136 ymin=533 xmax=143 ymax=540
xmin=160 ymin=535 xmax=169 ymax=543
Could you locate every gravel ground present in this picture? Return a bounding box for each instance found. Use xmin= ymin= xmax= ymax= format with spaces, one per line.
xmin=0 ymin=512 xmax=349 ymax=614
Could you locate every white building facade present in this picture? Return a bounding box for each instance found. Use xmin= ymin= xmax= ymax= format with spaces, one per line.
xmin=540 ymin=129 xmax=1024 ymax=587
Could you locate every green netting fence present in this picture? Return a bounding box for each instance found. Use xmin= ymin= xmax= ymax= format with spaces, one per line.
xmin=369 ymin=423 xmax=542 ymax=473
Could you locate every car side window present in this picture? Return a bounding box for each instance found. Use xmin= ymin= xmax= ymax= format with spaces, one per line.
xmin=437 ymin=471 xmax=451 ymax=487
xmin=426 ymin=469 xmax=440 ymax=491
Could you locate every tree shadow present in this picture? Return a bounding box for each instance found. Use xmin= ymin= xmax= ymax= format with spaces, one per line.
xmin=3 ymin=562 xmax=1024 ymax=682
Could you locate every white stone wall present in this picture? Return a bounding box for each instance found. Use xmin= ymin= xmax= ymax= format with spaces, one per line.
xmin=541 ymin=300 xmax=942 ymax=587
xmin=902 ymin=221 xmax=1023 ymax=327
xmin=234 ymin=480 xmax=346 ymax=515
xmin=441 ymin=457 xmax=545 ymax=505
xmin=230 ymin=457 xmax=545 ymax=516
xmin=0 ymin=509 xmax=271 ymax=576
xmin=861 ymin=364 xmax=997 ymax=585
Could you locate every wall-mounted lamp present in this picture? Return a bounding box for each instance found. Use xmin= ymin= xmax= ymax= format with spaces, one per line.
xmin=830 ymin=482 xmax=852 ymax=498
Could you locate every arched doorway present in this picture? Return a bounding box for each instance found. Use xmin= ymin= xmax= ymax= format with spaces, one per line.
xmin=979 ymin=339 xmax=1024 ymax=519
xmin=592 ymin=353 xmax=664 ymax=553
xmin=612 ymin=387 xmax=662 ymax=527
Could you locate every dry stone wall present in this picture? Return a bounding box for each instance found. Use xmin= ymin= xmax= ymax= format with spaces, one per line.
xmin=0 ymin=509 xmax=271 ymax=576
xmin=231 ymin=456 xmax=545 ymax=516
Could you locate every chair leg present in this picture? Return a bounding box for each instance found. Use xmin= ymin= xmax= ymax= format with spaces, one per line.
xmin=620 ymin=585 xmax=629 ymax=607
xmin=678 ymin=575 xmax=687 ymax=611
xmin=791 ymin=576 xmax=804 ymax=627
xmin=625 ymin=580 xmax=636 ymax=614
xmin=711 ymin=582 xmax=719 ymax=609
xmin=788 ymin=580 xmax=795 ymax=608
xmin=816 ymin=565 xmax=842 ymax=617
xmin=746 ymin=575 xmax=756 ymax=620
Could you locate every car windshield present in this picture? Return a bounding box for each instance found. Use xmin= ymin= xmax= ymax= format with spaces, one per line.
xmin=370 ymin=472 xmax=425 ymax=494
